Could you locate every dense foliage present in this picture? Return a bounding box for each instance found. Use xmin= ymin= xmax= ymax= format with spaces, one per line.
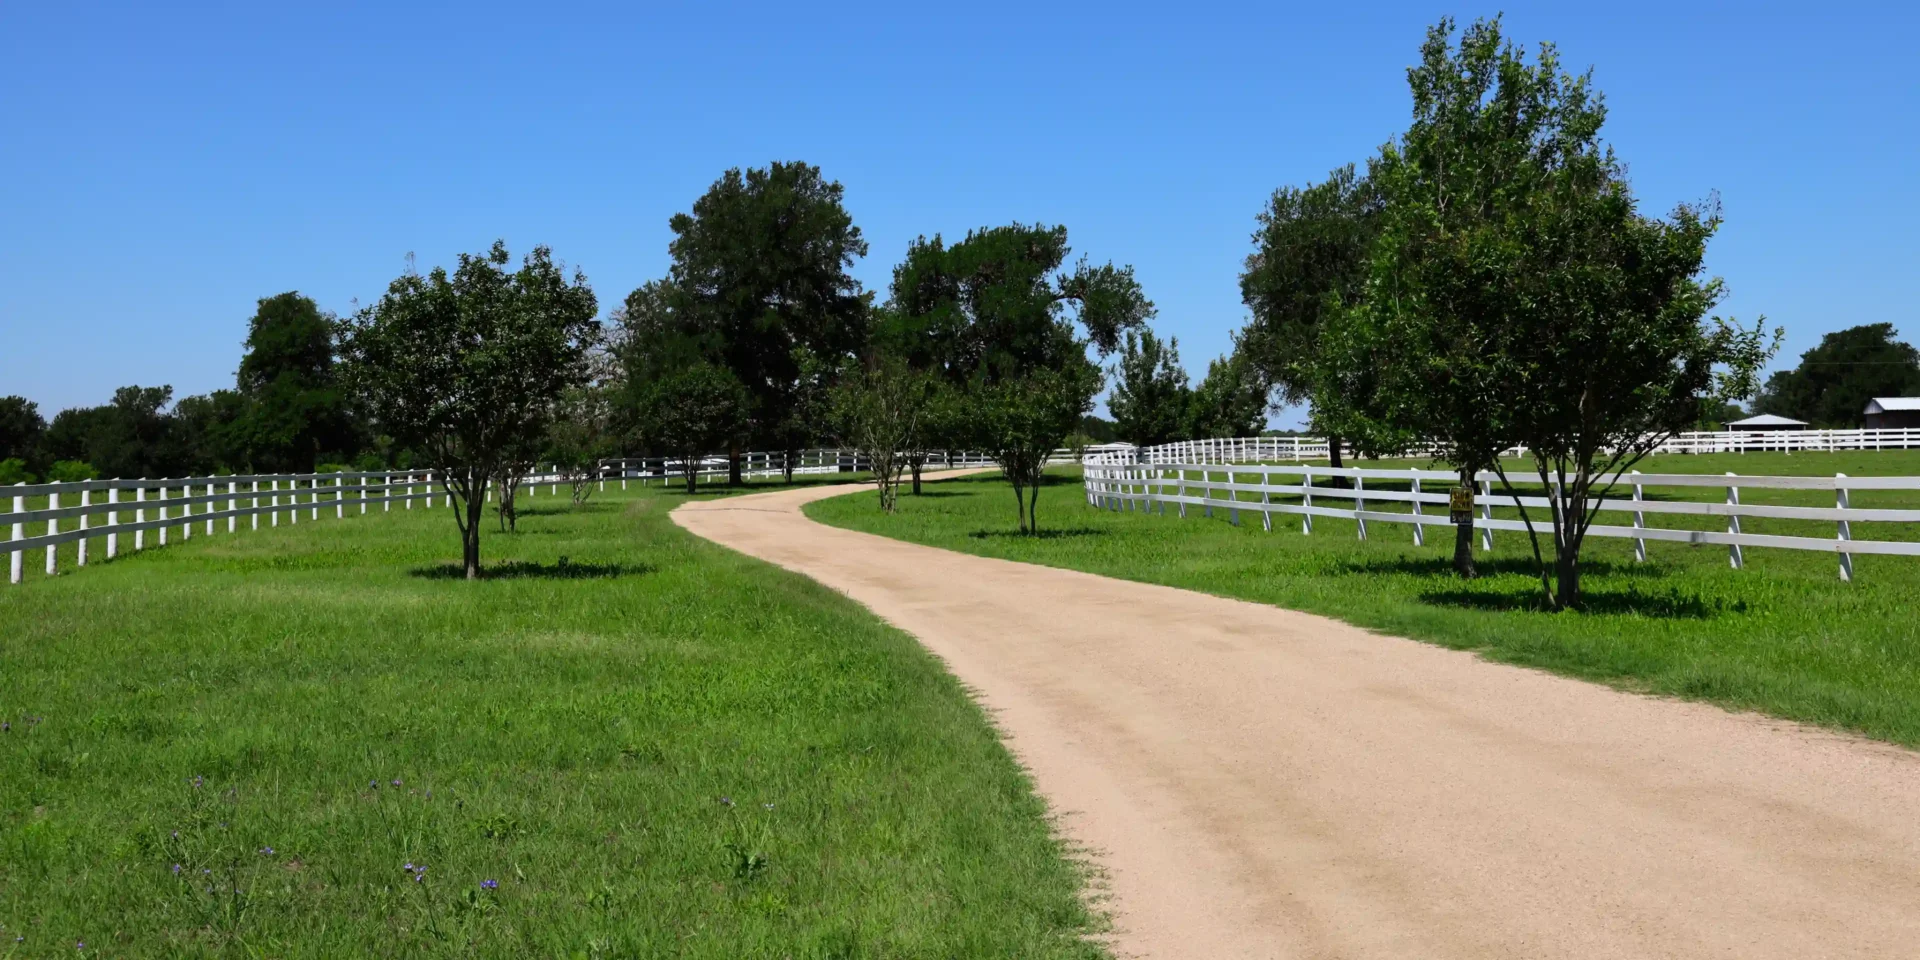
xmin=1754 ymin=323 xmax=1920 ymax=426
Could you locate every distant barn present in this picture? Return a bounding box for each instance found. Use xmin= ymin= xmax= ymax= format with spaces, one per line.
xmin=1864 ymin=398 xmax=1920 ymax=430
xmin=1724 ymin=413 xmax=1809 ymax=432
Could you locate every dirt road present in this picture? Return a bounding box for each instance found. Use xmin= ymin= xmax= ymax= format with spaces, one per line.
xmin=674 ymin=478 xmax=1920 ymax=959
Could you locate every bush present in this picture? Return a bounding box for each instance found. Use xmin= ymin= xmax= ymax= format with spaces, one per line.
xmin=46 ymin=460 xmax=99 ymax=482
xmin=0 ymin=457 xmax=35 ymax=485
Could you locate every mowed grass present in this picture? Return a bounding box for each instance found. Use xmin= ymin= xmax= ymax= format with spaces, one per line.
xmin=0 ymin=476 xmax=1105 ymax=958
xmin=806 ymin=452 xmax=1920 ymax=747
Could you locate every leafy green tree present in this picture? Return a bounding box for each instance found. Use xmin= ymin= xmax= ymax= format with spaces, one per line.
xmin=1187 ymin=345 xmax=1270 ymax=439
xmin=1240 ymin=164 xmax=1381 ymax=472
xmin=635 ymin=363 xmax=750 ymax=494
xmin=830 ymin=357 xmax=933 ymax=512
xmin=42 ymin=386 xmax=180 ymax=479
xmin=973 ymin=365 xmax=1100 ymax=534
xmin=0 ymin=396 xmax=45 ymax=469
xmin=1333 ymin=17 xmax=1776 ymax=606
xmin=1108 ymin=329 xmax=1192 ymax=447
xmin=638 ymin=162 xmax=872 ymax=482
xmin=46 ymin=460 xmax=99 ymax=483
xmin=232 ymin=292 xmax=359 ymax=472
xmin=172 ymin=390 xmax=249 ymax=472
xmin=544 ymin=385 xmax=619 ymax=505
xmin=339 ymin=242 xmax=599 ymax=579
xmin=0 ymin=459 xmax=33 ymax=485
xmin=1753 ymin=324 xmax=1920 ymax=426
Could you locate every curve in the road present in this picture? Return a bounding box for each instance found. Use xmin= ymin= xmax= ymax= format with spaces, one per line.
xmin=673 ymin=476 xmax=1920 ymax=959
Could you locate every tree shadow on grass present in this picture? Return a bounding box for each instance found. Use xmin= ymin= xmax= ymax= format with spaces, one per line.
xmin=1337 ymin=555 xmax=1631 ymax=579
xmin=409 ymin=560 xmax=652 ymax=581
xmin=1417 ymin=584 xmax=1748 ymax=619
xmin=966 ymin=527 xmax=1106 ymax=541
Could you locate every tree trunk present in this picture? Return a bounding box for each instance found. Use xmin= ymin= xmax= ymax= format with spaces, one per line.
xmin=1327 ymin=432 xmax=1349 ymax=488
xmin=728 ymin=442 xmax=742 ymax=486
xmin=911 ymin=457 xmax=923 ymax=495
xmin=783 ymin=449 xmax=797 ymax=484
xmin=685 ymin=466 xmax=697 ymax=495
xmin=1453 ymin=469 xmax=1477 ymax=578
xmin=463 ymin=496 xmax=484 ymax=580
xmin=1555 ymin=545 xmax=1581 ymax=610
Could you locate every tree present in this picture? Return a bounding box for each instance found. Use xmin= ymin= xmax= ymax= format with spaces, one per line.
xmin=1332 ymin=17 xmax=1776 ymax=607
xmin=885 ymin=223 xmax=1153 ymax=526
xmin=1107 ymin=329 xmax=1192 ymax=447
xmin=339 ymin=241 xmax=599 ymax=579
xmin=171 ymin=390 xmax=249 ymax=472
xmin=634 ymin=363 xmax=750 ymax=494
xmin=644 ymin=162 xmax=872 ymax=483
xmin=1240 ymin=164 xmax=1381 ymax=473
xmin=545 ymin=385 xmax=618 ymax=505
xmin=232 ymin=292 xmax=359 ymax=472
xmin=830 ymin=357 xmax=932 ymax=512
xmin=1187 ymin=345 xmax=1270 ymax=439
xmin=0 ymin=396 xmax=45 ymax=468
xmin=42 ymin=385 xmax=180 ymax=480
xmin=1753 ymin=324 xmax=1920 ymax=426
xmin=974 ymin=365 xmax=1100 ymax=534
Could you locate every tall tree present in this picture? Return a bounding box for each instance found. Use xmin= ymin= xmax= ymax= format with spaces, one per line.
xmin=885 ymin=223 xmax=1151 ymax=529
xmin=1754 ymin=323 xmax=1920 ymax=426
xmin=339 ymin=242 xmax=599 ymax=579
xmin=1107 ymin=329 xmax=1192 ymax=447
xmin=1187 ymin=345 xmax=1270 ymax=439
xmin=232 ymin=292 xmax=358 ymax=472
xmin=1332 ymin=17 xmax=1775 ymax=606
xmin=0 ymin=396 xmax=44 ymax=468
xmin=1239 ymin=164 xmax=1381 ymax=472
xmin=41 ymin=386 xmax=181 ymax=479
xmin=647 ymin=162 xmax=872 ymax=482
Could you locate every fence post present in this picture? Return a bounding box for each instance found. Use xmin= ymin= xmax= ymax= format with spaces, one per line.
xmin=336 ymin=473 xmax=345 ymax=519
xmin=1837 ymin=473 xmax=1853 ymax=583
xmin=180 ymin=482 xmax=191 ymax=541
xmin=310 ymin=477 xmax=319 ymax=521
xmin=9 ymin=485 xmax=21 ymax=584
xmin=205 ymin=482 xmax=214 ymax=535
xmin=1260 ymin=467 xmax=1272 ymax=532
xmin=227 ymin=481 xmax=237 ymax=532
xmin=1302 ymin=465 xmax=1313 ymax=534
xmin=1631 ymin=470 xmax=1646 ymax=563
xmin=1227 ymin=467 xmax=1239 ymax=526
xmin=1478 ymin=477 xmax=1493 ymax=551
xmin=271 ymin=480 xmax=281 ymax=527
xmin=78 ymin=489 xmax=90 ymax=566
xmin=45 ymin=490 xmax=60 ymax=575
xmin=405 ymin=474 xmax=413 ymax=510
xmin=158 ymin=482 xmax=169 ymax=545
xmin=107 ymin=486 xmax=119 ymax=559
xmin=1410 ymin=470 xmax=1423 ymax=547
xmin=251 ymin=480 xmax=260 ymax=530
xmin=1203 ymin=467 xmax=1213 ymax=519
xmin=1354 ymin=472 xmax=1367 ymax=540
xmin=289 ymin=479 xmax=298 ymax=525
xmin=136 ymin=483 xmax=147 ymax=550
xmin=1177 ymin=468 xmax=1187 ymax=519
xmin=1725 ymin=472 xmax=1743 ymax=569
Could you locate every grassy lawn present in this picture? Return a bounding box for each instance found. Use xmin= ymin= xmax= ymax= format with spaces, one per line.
xmin=806 ymin=452 xmax=1920 ymax=748
xmin=0 ymin=475 xmax=1104 ymax=958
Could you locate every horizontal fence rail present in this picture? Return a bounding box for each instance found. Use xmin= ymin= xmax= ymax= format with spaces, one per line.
xmin=1082 ymin=459 xmax=1920 ymax=582
xmin=1122 ymin=428 xmax=1920 ymax=466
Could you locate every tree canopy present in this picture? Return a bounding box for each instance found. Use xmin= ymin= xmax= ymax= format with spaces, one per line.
xmin=231 ymin=291 xmax=358 ymax=472
xmin=1107 ymin=329 xmax=1191 ymax=447
xmin=339 ymin=241 xmax=599 ymax=578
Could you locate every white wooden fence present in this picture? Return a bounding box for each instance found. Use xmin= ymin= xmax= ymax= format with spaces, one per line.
xmin=1137 ymin=428 xmax=1920 ymax=466
xmin=1082 ymin=456 xmax=1920 ymax=582
xmin=6 ymin=470 xmax=444 ymax=585
xmin=598 ymin=449 xmax=995 ymax=485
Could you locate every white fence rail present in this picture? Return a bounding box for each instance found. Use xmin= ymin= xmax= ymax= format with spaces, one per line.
xmin=1132 ymin=428 xmax=1920 ymax=466
xmin=6 ymin=470 xmax=444 ymax=584
xmin=1082 ymin=459 xmax=1920 ymax=582
xmin=598 ymin=449 xmax=995 ymax=485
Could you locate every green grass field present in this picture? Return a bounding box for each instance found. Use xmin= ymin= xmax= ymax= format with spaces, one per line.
xmin=0 ymin=476 xmax=1105 ymax=958
xmin=807 ymin=452 xmax=1920 ymax=748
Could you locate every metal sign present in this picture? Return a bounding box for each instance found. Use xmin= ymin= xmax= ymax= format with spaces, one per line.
xmin=1449 ymin=486 xmax=1475 ymax=525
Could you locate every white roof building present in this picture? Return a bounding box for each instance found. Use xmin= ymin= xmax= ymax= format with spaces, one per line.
xmin=1864 ymin=398 xmax=1920 ymax=414
xmin=1725 ymin=413 xmax=1808 ymax=430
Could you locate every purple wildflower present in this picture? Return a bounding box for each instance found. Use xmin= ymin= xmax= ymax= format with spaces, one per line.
xmin=259 ymin=847 xmax=274 ymax=856
xmin=481 ymin=878 xmax=498 ymax=890
xmin=172 ymin=863 xmax=181 ymax=874
xmin=403 ymin=862 xmax=415 ymax=872
xmin=391 ymin=778 xmax=402 ymax=787
xmin=190 ymin=776 xmax=203 ymax=788
xmin=369 ymin=780 xmax=378 ymax=789
xmin=719 ymin=796 xmax=733 ymax=807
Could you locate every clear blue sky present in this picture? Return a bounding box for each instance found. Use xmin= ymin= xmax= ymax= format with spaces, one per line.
xmin=3 ymin=2 xmax=1915 ymax=426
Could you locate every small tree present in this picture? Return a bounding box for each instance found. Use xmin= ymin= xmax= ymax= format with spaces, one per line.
xmin=635 ymin=363 xmax=749 ymax=494
xmin=339 ymin=242 xmax=598 ymax=579
xmin=974 ymin=364 xmax=1099 ymax=534
xmin=546 ymin=385 xmax=617 ymax=505
xmin=1108 ymin=329 xmax=1192 ymax=447
xmin=1187 ymin=345 xmax=1270 ymax=439
xmin=831 ymin=357 xmax=932 ymax=512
